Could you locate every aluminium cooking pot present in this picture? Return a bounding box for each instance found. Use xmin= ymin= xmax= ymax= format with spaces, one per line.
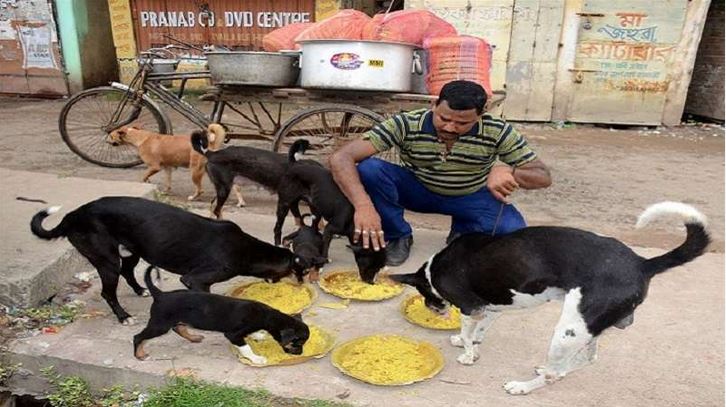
xmin=205 ymin=51 xmax=299 ymax=87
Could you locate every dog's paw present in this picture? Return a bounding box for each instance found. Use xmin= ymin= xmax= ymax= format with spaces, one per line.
xmin=187 ymin=194 xmax=197 ymax=201
xmin=450 ymin=335 xmax=464 ymax=348
xmin=504 ymin=380 xmax=534 ymax=395
xmin=140 ymin=289 xmax=150 ymax=297
xmin=236 ymin=201 xmax=246 ymax=208
xmin=122 ymin=317 xmax=137 ymax=326
xmin=249 ymin=331 xmax=267 ymax=341
xmin=534 ymin=365 xmax=546 ymax=376
xmin=456 ymin=351 xmax=479 ymax=365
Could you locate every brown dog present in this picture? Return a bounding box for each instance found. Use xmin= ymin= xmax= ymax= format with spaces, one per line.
xmin=108 ymin=124 xmax=243 ymax=203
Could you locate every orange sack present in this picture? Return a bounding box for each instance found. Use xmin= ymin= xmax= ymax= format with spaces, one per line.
xmin=263 ymin=23 xmax=314 ymax=51
xmin=424 ymin=35 xmax=493 ymax=97
xmin=361 ymin=10 xmax=457 ymax=46
xmin=295 ymin=10 xmax=371 ymax=42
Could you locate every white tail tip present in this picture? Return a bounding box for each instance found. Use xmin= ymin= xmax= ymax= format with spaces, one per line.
xmin=47 ymin=205 xmax=62 ymax=214
xmin=636 ymin=201 xmax=707 ymax=229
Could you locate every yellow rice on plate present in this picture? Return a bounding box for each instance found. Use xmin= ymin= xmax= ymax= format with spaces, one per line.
xmin=401 ymin=294 xmax=461 ymax=330
xmin=232 ymin=325 xmax=335 ymax=367
xmin=318 ymin=269 xmax=403 ymax=301
xmin=227 ymin=281 xmax=317 ymax=314
xmin=331 ymin=335 xmax=444 ymax=386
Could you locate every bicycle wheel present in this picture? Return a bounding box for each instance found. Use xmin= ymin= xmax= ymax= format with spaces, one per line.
xmin=273 ymin=105 xmax=396 ymax=163
xmin=59 ymin=86 xmax=169 ymax=168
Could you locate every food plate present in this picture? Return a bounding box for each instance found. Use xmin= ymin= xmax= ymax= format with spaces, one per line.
xmin=331 ymin=334 xmax=444 ymax=386
xmin=318 ymin=269 xmax=404 ymax=301
xmin=227 ymin=280 xmax=317 ymax=314
xmin=232 ymin=325 xmax=335 ymax=367
xmin=400 ymin=294 xmax=461 ymax=330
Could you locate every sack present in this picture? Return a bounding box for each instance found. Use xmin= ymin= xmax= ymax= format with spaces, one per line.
xmin=361 ymin=10 xmax=457 ymax=46
xmin=295 ymin=10 xmax=371 ymax=42
xmin=424 ymin=35 xmax=493 ymax=96
xmin=263 ymin=23 xmax=314 ymax=51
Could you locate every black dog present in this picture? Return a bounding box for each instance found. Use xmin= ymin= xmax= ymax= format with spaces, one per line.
xmin=30 ymin=197 xmax=309 ymax=324
xmin=276 ymin=159 xmax=387 ymax=283
xmin=391 ymin=201 xmax=710 ymax=395
xmin=191 ymin=133 xmax=314 ymax=219
xmin=134 ymin=266 xmax=309 ymax=364
xmin=282 ymin=214 xmax=327 ymax=282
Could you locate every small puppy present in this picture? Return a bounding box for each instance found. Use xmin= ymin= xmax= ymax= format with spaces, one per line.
xmin=30 ymin=197 xmax=310 ymax=324
xmin=282 ymin=214 xmax=327 ymax=282
xmin=134 ymin=266 xmax=310 ymax=363
xmin=109 ymin=124 xmax=235 ymax=201
xmin=191 ymin=133 xmax=315 ymax=219
xmin=391 ymin=202 xmax=710 ymax=395
xmin=277 ymin=159 xmax=387 ymax=284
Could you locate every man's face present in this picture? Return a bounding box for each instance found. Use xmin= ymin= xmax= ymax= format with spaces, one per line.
xmin=432 ymin=100 xmax=480 ymax=141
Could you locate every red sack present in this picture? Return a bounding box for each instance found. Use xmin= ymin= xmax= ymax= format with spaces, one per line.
xmin=361 ymin=10 xmax=457 ymax=46
xmin=295 ymin=10 xmax=371 ymax=42
xmin=424 ymin=35 xmax=493 ymax=96
xmin=263 ymin=23 xmax=314 ymax=51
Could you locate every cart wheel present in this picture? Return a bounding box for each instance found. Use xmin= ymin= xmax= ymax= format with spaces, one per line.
xmin=59 ymin=86 xmax=170 ymax=168
xmin=273 ymin=105 xmax=397 ymax=163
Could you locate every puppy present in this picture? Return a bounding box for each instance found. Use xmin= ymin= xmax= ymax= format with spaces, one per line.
xmin=277 ymin=159 xmax=387 ymax=284
xmin=30 ymin=197 xmax=310 ymax=324
xmin=391 ymin=202 xmax=710 ymax=395
xmin=282 ymin=214 xmax=327 ymax=282
xmin=109 ymin=124 xmax=229 ymax=201
xmin=134 ymin=266 xmax=310 ymax=364
xmin=190 ymin=133 xmax=315 ymax=219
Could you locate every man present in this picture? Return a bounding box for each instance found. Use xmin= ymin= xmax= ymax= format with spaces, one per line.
xmin=330 ymin=80 xmax=552 ymax=266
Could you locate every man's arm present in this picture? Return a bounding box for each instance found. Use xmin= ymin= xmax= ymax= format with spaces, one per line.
xmin=329 ymin=139 xmax=386 ymax=251
xmin=487 ymin=159 xmax=551 ymax=203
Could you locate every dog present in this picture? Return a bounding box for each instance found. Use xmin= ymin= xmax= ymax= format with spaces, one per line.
xmin=30 ymin=197 xmax=310 ymax=325
xmin=190 ymin=133 xmax=315 ymax=219
xmin=390 ymin=201 xmax=710 ymax=395
xmin=109 ymin=123 xmax=244 ymax=203
xmin=276 ymin=159 xmax=387 ymax=284
xmin=282 ymin=214 xmax=327 ymax=282
xmin=134 ymin=266 xmax=310 ymax=364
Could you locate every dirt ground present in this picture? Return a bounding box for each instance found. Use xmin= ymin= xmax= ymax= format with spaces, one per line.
xmin=0 ymin=96 xmax=723 ymax=251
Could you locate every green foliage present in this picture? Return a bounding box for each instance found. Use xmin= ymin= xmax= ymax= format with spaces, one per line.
xmin=41 ymin=366 xmax=95 ymax=407
xmin=0 ymin=361 xmax=20 ymax=386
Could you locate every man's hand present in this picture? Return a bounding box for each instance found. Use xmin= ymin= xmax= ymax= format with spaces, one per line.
xmin=487 ymin=165 xmax=519 ymax=203
xmin=352 ymin=204 xmax=386 ymax=251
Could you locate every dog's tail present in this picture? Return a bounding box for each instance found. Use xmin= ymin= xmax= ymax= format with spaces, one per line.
xmin=30 ymin=206 xmax=66 ymax=240
xmin=637 ymin=201 xmax=710 ymax=278
xmin=144 ymin=265 xmax=163 ymax=298
xmin=206 ymin=123 xmax=226 ymax=151
xmin=191 ymin=130 xmax=209 ymax=155
xmin=288 ymin=139 xmax=312 ymax=163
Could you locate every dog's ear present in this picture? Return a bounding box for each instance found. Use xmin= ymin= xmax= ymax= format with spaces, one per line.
xmin=389 ymin=272 xmax=422 ymax=287
xmin=291 ymin=313 xmax=303 ymax=322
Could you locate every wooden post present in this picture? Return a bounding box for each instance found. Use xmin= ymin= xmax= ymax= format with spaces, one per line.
xmin=661 ymin=0 xmax=712 ymax=126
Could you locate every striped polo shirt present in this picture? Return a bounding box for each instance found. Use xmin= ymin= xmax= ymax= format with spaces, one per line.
xmin=363 ymin=109 xmax=537 ymax=196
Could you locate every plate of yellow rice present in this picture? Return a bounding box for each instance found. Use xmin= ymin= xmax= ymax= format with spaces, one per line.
xmin=318 ymin=269 xmax=403 ymax=301
xmin=227 ymin=280 xmax=317 ymax=314
xmin=401 ymin=294 xmax=461 ymax=330
xmin=232 ymin=325 xmax=335 ymax=367
xmin=331 ymin=334 xmax=444 ymax=385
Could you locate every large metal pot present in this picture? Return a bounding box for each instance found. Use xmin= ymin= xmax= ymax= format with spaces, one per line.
xmin=298 ymin=40 xmax=419 ymax=92
xmin=205 ymin=51 xmax=299 ymax=86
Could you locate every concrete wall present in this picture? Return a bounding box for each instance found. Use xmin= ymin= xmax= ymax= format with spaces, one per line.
xmin=684 ymin=0 xmax=724 ymax=121
xmin=55 ymin=0 xmax=118 ymax=93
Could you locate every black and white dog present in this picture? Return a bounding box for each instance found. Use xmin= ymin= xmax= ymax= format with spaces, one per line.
xmin=391 ymin=202 xmax=710 ymax=395
xmin=134 ymin=266 xmax=309 ymax=364
xmin=30 ymin=197 xmax=310 ymax=325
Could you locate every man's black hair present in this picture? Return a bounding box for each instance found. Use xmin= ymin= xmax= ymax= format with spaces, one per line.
xmin=436 ymin=80 xmax=487 ymax=115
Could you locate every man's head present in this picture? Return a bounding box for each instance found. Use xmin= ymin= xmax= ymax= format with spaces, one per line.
xmin=432 ymin=80 xmax=487 ymax=141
